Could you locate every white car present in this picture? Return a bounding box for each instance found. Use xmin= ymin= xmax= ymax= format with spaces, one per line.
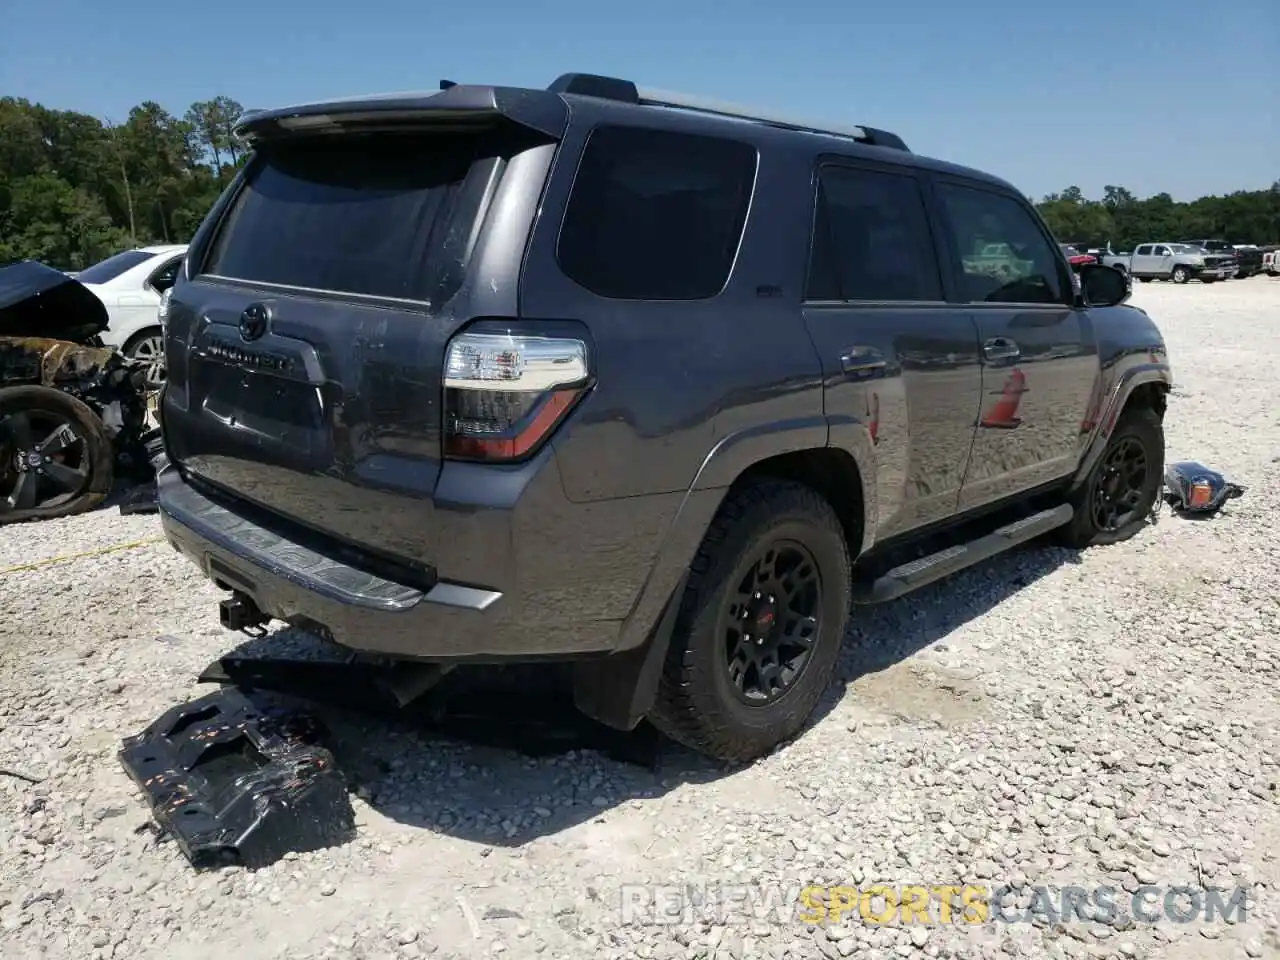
xmin=75 ymin=244 xmax=187 ymax=387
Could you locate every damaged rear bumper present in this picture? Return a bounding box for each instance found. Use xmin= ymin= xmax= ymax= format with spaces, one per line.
xmin=156 ymin=469 xmax=618 ymax=661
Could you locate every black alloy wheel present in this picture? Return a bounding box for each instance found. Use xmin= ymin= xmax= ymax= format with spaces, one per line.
xmin=1 ymin=410 xmax=92 ymax=512
xmin=0 ymin=387 xmax=114 ymax=524
xmin=722 ymin=540 xmax=822 ymax=705
xmin=1090 ymin=436 xmax=1149 ymax=533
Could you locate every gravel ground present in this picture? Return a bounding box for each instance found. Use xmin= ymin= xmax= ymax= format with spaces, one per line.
xmin=2 ymin=277 xmax=1279 ymax=960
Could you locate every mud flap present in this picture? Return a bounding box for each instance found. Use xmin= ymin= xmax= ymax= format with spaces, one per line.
xmin=572 ymin=570 xmax=687 ymax=733
xmin=118 ymin=687 xmax=356 ymax=869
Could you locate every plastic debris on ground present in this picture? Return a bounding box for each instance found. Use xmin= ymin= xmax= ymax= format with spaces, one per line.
xmin=118 ymin=687 xmax=356 ymax=869
xmin=117 ymin=479 xmax=158 ymax=515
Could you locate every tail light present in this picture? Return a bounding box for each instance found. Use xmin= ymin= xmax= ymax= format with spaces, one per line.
xmin=443 ymin=331 xmax=590 ymax=461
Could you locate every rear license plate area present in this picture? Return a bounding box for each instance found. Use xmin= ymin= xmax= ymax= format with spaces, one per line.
xmin=200 ymin=368 xmax=324 ymax=434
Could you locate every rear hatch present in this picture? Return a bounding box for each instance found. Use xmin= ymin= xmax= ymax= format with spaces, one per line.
xmin=162 ymin=101 xmax=560 ymax=569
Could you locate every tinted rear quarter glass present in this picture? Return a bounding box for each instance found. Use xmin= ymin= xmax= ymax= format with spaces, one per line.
xmin=202 ymin=128 xmax=536 ymax=302
xmin=77 ymin=250 xmax=153 ymax=285
xmin=556 ymin=125 xmax=758 ymax=300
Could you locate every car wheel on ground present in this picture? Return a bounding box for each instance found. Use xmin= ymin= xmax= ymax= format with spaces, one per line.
xmin=1057 ymin=406 xmax=1164 ymax=549
xmin=123 ymin=328 xmax=166 ymax=390
xmin=1171 ymin=266 xmax=1190 ymax=284
xmin=649 ymin=481 xmax=852 ymax=763
xmin=0 ymin=385 xmax=114 ymax=524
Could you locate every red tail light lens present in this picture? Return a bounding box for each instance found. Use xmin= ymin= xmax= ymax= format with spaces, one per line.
xmin=442 ymin=332 xmax=590 ymax=461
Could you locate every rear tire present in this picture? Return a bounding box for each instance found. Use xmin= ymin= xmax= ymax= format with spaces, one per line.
xmin=1058 ymin=406 xmax=1164 ymax=549
xmin=649 ymin=481 xmax=852 ymax=763
xmin=0 ymin=386 xmax=114 ymax=525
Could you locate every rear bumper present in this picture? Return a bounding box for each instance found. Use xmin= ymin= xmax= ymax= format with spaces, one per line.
xmin=157 ymin=468 xmax=636 ymax=661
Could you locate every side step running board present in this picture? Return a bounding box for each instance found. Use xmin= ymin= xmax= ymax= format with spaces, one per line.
xmin=851 ymin=504 xmax=1074 ymax=605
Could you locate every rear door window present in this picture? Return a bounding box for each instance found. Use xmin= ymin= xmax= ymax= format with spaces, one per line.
xmin=556 ymin=125 xmax=758 ymax=300
xmin=806 ymin=164 xmax=943 ymax=302
xmin=203 ymin=130 xmax=523 ymax=302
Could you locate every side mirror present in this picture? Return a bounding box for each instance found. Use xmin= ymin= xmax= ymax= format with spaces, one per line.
xmin=1079 ymin=264 xmax=1129 ymax=307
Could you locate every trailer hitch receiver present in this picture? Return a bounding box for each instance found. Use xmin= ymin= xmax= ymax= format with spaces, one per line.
xmin=219 ymin=593 xmax=268 ymax=634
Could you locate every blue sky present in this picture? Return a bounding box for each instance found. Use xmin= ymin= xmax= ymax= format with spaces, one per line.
xmin=3 ymin=0 xmax=1276 ymax=201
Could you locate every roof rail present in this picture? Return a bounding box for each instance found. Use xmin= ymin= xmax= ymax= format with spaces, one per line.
xmin=545 ymin=72 xmax=909 ymax=152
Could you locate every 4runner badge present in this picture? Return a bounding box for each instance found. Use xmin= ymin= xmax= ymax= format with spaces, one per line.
xmin=239 ymin=303 xmax=270 ymax=342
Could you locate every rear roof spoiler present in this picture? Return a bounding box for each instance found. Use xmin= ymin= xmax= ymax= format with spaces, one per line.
xmin=234 ymin=84 xmax=570 ymax=142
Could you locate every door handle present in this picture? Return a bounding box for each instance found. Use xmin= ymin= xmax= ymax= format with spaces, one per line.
xmin=840 ymin=346 xmax=886 ymax=375
xmin=983 ymin=337 xmax=1020 ymax=362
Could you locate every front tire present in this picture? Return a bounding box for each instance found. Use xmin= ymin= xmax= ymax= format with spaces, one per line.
xmin=1172 ymin=266 xmax=1190 ymax=284
xmin=1058 ymin=406 xmax=1164 ymax=549
xmin=0 ymin=386 xmax=114 ymax=525
xmin=649 ymin=481 xmax=852 ymax=763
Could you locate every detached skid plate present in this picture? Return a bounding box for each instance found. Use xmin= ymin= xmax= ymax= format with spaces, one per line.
xmin=118 ymin=687 xmax=356 ymax=869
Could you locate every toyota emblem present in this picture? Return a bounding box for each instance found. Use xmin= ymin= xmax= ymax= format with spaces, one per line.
xmin=239 ymin=303 xmax=270 ymax=342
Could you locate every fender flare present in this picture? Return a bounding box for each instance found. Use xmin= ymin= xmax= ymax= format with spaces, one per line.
xmin=572 ymin=415 xmax=877 ymax=731
xmin=1070 ymin=363 xmax=1172 ymax=490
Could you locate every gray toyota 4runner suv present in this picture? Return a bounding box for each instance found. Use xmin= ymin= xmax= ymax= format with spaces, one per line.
xmin=156 ymin=73 xmax=1172 ymax=762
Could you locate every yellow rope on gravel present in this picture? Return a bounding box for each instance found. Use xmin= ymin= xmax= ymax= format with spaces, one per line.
xmin=0 ymin=536 xmax=166 ymax=576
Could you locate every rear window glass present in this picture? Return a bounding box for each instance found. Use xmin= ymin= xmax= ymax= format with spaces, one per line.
xmin=77 ymin=250 xmax=153 ymax=285
xmin=203 ymin=131 xmax=508 ymax=301
xmin=556 ymin=125 xmax=758 ymax=300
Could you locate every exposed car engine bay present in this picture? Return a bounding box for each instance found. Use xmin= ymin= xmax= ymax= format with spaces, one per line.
xmin=1 ymin=259 xmax=161 ymax=523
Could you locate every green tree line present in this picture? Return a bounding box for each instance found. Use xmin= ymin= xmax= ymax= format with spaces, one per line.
xmin=0 ymin=95 xmax=246 ymax=270
xmin=2 ymin=93 xmax=1278 ymax=271
xmin=1037 ymin=184 xmax=1280 ymax=252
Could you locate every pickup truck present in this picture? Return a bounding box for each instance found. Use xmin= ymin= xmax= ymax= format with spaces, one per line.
xmin=1180 ymin=239 xmax=1255 ymax=278
xmin=1107 ymin=242 xmax=1236 ymax=283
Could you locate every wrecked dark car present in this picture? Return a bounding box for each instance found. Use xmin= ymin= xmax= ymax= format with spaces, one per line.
xmin=0 ymin=259 xmax=158 ymax=523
